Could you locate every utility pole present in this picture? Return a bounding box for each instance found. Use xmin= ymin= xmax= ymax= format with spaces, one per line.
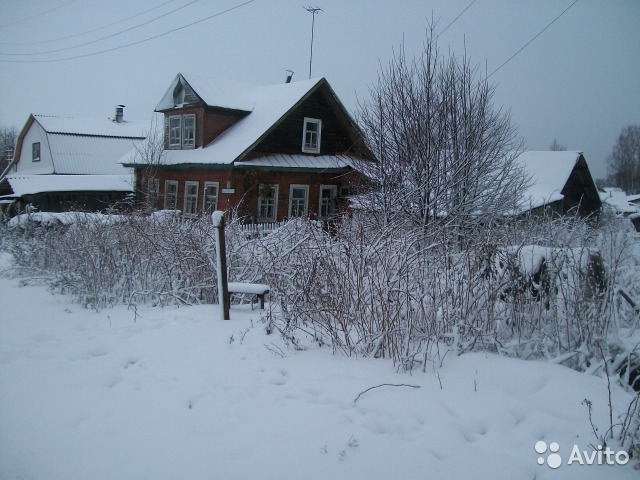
xmin=303 ymin=6 xmax=322 ymax=79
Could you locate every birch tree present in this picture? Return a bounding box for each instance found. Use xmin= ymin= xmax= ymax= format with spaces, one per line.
xmin=356 ymin=23 xmax=526 ymax=245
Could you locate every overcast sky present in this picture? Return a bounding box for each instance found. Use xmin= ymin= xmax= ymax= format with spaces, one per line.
xmin=0 ymin=0 xmax=638 ymax=179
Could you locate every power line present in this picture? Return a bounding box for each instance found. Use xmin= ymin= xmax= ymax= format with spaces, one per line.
xmin=439 ymin=0 xmax=477 ymax=37
xmin=1 ymin=0 xmax=178 ymax=46
xmin=0 ymin=0 xmax=78 ymax=29
xmin=488 ymin=0 xmax=579 ymax=79
xmin=0 ymin=0 xmax=256 ymax=63
xmin=0 ymin=0 xmax=200 ymax=56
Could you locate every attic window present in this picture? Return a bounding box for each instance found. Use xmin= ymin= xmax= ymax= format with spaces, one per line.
xmin=302 ymin=118 xmax=321 ymax=154
xmin=167 ymin=114 xmax=196 ymax=149
xmin=32 ymin=142 xmax=40 ymax=162
xmin=174 ymin=84 xmax=186 ymax=107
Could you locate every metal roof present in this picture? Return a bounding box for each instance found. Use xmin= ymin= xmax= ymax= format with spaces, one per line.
xmin=48 ymin=134 xmax=139 ymax=175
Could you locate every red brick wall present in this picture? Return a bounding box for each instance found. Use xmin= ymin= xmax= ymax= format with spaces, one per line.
xmin=138 ymin=166 xmax=362 ymax=222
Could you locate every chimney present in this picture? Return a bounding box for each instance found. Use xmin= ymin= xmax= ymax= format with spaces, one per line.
xmin=114 ymin=105 xmax=125 ymax=123
xmin=285 ymin=70 xmax=294 ymax=83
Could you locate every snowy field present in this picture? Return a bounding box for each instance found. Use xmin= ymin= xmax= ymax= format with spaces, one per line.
xmin=0 ymin=252 xmax=637 ymax=480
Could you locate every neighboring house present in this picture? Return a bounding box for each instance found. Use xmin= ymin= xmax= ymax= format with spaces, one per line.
xmin=0 ymin=109 xmax=146 ymax=212
xmin=120 ymin=73 xmax=373 ymax=222
xmin=515 ymin=151 xmax=601 ymax=216
xmin=599 ymin=188 xmax=640 ymax=231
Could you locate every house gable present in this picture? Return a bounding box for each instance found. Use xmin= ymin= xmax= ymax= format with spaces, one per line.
xmin=247 ymin=85 xmax=365 ymax=159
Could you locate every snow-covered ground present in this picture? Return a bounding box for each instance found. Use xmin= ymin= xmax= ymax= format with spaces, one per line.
xmin=0 ymin=252 xmax=637 ymax=480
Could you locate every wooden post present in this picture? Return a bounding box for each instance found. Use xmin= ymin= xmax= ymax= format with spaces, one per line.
xmin=212 ymin=211 xmax=230 ymax=320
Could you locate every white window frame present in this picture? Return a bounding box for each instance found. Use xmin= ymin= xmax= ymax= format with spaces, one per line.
xmin=203 ymin=181 xmax=219 ymax=213
xmin=319 ymin=185 xmax=338 ymax=219
xmin=302 ymin=117 xmax=322 ymax=154
xmin=182 ymin=114 xmax=195 ymax=149
xmin=32 ymin=142 xmax=41 ymax=162
xmin=164 ymin=180 xmax=178 ymax=210
xmin=288 ymin=184 xmax=309 ymax=218
xmin=258 ymin=184 xmax=279 ymax=222
xmin=183 ymin=181 xmax=199 ymax=218
xmin=169 ymin=116 xmax=182 ymax=149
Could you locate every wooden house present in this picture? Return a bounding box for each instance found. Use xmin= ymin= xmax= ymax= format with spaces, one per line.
xmin=516 ymin=151 xmax=601 ymax=216
xmin=0 ymin=110 xmax=146 ymax=212
xmin=120 ymin=73 xmax=373 ymax=222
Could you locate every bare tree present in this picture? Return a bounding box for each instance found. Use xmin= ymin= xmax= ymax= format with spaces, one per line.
xmin=550 ymin=138 xmax=567 ymax=151
xmin=607 ymin=125 xmax=640 ymax=194
xmin=355 ymin=22 xmax=526 ymax=244
xmin=0 ymin=124 xmax=18 ymax=175
xmin=131 ymin=116 xmax=165 ymax=211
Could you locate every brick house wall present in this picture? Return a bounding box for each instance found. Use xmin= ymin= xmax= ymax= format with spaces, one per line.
xmin=138 ymin=166 xmax=360 ymax=222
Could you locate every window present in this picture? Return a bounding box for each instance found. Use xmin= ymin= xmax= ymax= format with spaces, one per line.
xmin=164 ymin=180 xmax=178 ymax=210
xmin=169 ymin=117 xmax=181 ymax=149
xmin=203 ymin=182 xmax=219 ymax=213
xmin=258 ymin=184 xmax=279 ymax=222
xmin=184 ymin=181 xmax=199 ymax=217
xmin=147 ymin=178 xmax=160 ymax=208
xmin=319 ymin=185 xmax=337 ymax=219
xmin=182 ymin=114 xmax=195 ymax=149
xmin=302 ymin=118 xmax=321 ymax=153
xmin=167 ymin=114 xmax=196 ymax=150
xmin=32 ymin=142 xmax=41 ymax=162
xmin=288 ymin=185 xmax=309 ymax=218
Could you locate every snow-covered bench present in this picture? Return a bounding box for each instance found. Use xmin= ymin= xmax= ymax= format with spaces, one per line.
xmin=227 ymin=282 xmax=270 ymax=310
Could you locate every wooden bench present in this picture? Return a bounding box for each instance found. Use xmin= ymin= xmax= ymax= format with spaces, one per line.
xmin=227 ymin=282 xmax=270 ymax=310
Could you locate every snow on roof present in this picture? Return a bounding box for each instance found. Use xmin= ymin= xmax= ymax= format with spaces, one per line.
xmin=515 ymin=151 xmax=582 ymax=211
xmin=137 ymin=75 xmax=325 ymax=166
xmin=599 ymin=188 xmax=640 ymax=215
xmin=235 ymin=154 xmax=355 ymax=170
xmin=48 ymin=134 xmax=140 ymax=175
xmin=34 ymin=115 xmax=147 ymax=138
xmin=156 ymin=73 xmax=258 ymax=112
xmin=7 ymin=174 xmax=133 ymax=196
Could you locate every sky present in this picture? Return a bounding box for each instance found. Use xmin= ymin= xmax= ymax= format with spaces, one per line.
xmin=0 ymin=0 xmax=638 ymax=180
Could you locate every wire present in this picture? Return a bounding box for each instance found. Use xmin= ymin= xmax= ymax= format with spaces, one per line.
xmin=0 ymin=0 xmax=178 ymax=46
xmin=488 ymin=0 xmax=579 ymax=78
xmin=0 ymin=0 xmax=78 ymax=29
xmin=0 ymin=0 xmax=256 ymax=63
xmin=0 ymin=0 xmax=200 ymax=56
xmin=439 ymin=0 xmax=477 ymax=37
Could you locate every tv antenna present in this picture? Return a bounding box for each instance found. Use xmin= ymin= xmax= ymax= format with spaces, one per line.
xmin=303 ymin=6 xmax=322 ymax=79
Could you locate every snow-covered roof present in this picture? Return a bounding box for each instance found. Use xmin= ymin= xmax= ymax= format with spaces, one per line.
xmin=599 ymin=188 xmax=640 ymax=215
xmin=235 ymin=154 xmax=354 ymax=170
xmin=515 ymin=151 xmax=584 ymax=211
xmin=6 ymin=174 xmax=133 ymax=196
xmin=156 ymin=73 xmax=257 ymax=112
xmin=134 ymin=74 xmax=326 ymax=166
xmin=48 ymin=134 xmax=140 ymax=175
xmin=34 ymin=115 xmax=147 ymax=138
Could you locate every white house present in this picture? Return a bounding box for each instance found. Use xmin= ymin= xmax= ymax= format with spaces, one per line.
xmin=0 ymin=108 xmax=146 ymax=212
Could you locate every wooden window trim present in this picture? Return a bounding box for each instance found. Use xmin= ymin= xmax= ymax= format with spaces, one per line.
xmin=164 ymin=180 xmax=178 ymax=210
xmin=258 ymin=184 xmax=279 ymax=222
xmin=203 ymin=181 xmax=219 ymax=214
xmin=288 ymin=184 xmax=309 ymax=218
xmin=183 ymin=181 xmax=199 ymax=218
xmin=302 ymin=117 xmax=322 ymax=154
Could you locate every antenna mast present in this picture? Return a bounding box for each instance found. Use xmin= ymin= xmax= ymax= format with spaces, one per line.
xmin=303 ymin=6 xmax=322 ymax=79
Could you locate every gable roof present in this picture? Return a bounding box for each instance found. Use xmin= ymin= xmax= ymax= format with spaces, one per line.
xmin=122 ymin=73 xmax=370 ymax=168
xmin=515 ymin=150 xmax=600 ymax=213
